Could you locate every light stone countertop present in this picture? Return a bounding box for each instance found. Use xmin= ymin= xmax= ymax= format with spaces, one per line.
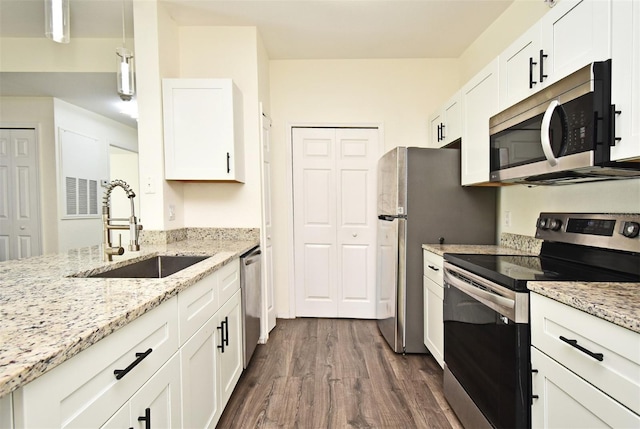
xmin=0 ymin=238 xmax=258 ymax=398
xmin=421 ymin=243 xmax=536 ymax=257
xmin=528 ymin=282 xmax=640 ymax=334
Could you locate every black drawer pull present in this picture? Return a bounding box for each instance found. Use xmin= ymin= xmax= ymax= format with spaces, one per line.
xmin=427 ymin=264 xmax=440 ymax=272
xmin=559 ymin=336 xmax=604 ymax=362
xmin=138 ymin=407 xmax=151 ymax=429
xmin=114 ymin=348 xmax=153 ymax=380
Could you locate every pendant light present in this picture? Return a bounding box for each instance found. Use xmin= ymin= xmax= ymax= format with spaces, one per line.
xmin=44 ymin=0 xmax=70 ymax=43
xmin=116 ymin=0 xmax=135 ymax=101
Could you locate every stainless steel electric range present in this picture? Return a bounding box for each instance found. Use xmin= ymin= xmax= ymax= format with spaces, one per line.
xmin=442 ymin=213 xmax=640 ymax=429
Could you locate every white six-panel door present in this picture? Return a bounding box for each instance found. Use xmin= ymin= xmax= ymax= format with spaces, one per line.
xmin=260 ymin=108 xmax=276 ymax=337
xmin=293 ymin=127 xmax=379 ymax=318
xmin=0 ymin=129 xmax=42 ymax=261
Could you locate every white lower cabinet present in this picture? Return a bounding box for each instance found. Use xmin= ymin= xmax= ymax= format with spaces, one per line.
xmin=12 ymin=258 xmax=244 ymax=429
xmin=13 ymin=297 xmax=179 ymax=428
xmin=181 ymin=289 xmax=243 ymax=429
xmin=102 ymin=354 xmax=182 ymax=429
xmin=531 ymin=348 xmax=639 ymax=428
xmin=530 ymin=292 xmax=640 ymax=428
xmin=0 ymin=394 xmax=12 ymax=429
xmin=422 ymin=250 xmax=444 ymax=369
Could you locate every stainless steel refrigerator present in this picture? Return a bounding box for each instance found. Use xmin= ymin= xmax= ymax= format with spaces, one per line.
xmin=376 ymin=147 xmax=496 ymax=353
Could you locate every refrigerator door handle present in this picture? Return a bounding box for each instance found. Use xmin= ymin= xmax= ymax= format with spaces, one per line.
xmin=378 ymin=214 xmax=407 ymax=221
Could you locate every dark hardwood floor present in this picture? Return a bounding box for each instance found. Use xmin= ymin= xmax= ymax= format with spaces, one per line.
xmin=217 ymin=318 xmax=462 ymax=429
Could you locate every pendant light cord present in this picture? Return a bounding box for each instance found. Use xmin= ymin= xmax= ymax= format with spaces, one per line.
xmin=121 ymin=0 xmax=126 ymax=47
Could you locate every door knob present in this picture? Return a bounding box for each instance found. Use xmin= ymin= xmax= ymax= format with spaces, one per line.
xmin=352 ymin=233 xmax=358 ymax=237
xmin=20 ymin=226 xmax=26 ymax=230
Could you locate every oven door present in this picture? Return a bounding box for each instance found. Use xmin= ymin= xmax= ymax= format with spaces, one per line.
xmin=443 ymin=263 xmax=530 ymax=429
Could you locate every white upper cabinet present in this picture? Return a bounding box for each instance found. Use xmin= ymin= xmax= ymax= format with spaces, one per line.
xmin=611 ymin=0 xmax=640 ymax=161
xmin=428 ymin=91 xmax=461 ymax=148
xmin=539 ymin=0 xmax=611 ymax=86
xmin=163 ymin=79 xmax=245 ymax=182
xmin=499 ymin=0 xmax=611 ymax=111
xmin=499 ymin=25 xmax=542 ymax=109
xmin=461 ymin=58 xmax=499 ymax=186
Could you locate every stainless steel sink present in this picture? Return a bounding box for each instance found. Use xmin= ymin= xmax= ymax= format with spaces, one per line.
xmin=88 ymin=255 xmax=210 ymax=279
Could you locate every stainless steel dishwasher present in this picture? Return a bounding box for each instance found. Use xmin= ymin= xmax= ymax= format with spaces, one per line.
xmin=240 ymin=246 xmax=261 ymax=368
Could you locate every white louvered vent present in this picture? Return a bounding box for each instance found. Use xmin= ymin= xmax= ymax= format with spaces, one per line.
xmin=65 ymin=176 xmax=99 ymax=217
xmin=66 ymin=177 xmax=77 ymax=215
xmin=89 ymin=180 xmax=98 ymax=215
xmin=78 ymin=178 xmax=88 ymax=215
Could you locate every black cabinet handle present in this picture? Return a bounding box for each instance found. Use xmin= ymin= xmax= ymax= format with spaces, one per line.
xmin=138 ymin=408 xmax=151 ymax=429
xmin=436 ymin=124 xmax=441 ymax=142
xmin=559 ymin=336 xmax=604 ymax=361
xmin=114 ymin=348 xmax=153 ymax=380
xmin=529 ymin=57 xmax=538 ymax=88
xmin=440 ymin=123 xmax=446 ymax=140
xmin=217 ymin=320 xmax=226 ymax=353
xmin=611 ymin=104 xmax=622 ymax=143
xmin=224 ymin=316 xmax=229 ymax=347
xmin=427 ymin=264 xmax=440 ymax=272
xmin=539 ymin=49 xmax=548 ymax=83
xmin=226 ymin=152 xmax=231 ymax=173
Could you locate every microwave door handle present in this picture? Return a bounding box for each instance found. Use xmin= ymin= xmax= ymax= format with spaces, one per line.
xmin=540 ymin=100 xmax=559 ymax=166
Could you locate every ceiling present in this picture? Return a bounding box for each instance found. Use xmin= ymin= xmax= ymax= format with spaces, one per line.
xmin=0 ymin=0 xmax=515 ymax=128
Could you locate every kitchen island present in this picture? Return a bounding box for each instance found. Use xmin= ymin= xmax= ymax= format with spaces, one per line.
xmin=0 ymin=236 xmax=258 ymax=399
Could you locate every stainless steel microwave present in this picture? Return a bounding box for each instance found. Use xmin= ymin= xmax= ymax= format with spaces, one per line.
xmin=489 ymin=60 xmax=640 ymax=185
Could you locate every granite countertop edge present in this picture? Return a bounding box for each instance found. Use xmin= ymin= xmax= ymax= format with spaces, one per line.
xmin=0 ymin=238 xmax=259 ymax=398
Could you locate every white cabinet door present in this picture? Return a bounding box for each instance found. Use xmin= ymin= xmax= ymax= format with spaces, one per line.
xmin=461 ymin=58 xmax=499 ymax=185
xmin=422 ymin=250 xmax=444 ymax=368
xmin=0 ymin=394 xmax=12 ymax=429
xmin=531 ymin=347 xmax=640 ymax=429
xmin=428 ymin=93 xmax=461 ymax=148
xmin=130 ymin=354 xmax=182 ymax=429
xmin=162 ymin=79 xmax=244 ymax=182
xmin=100 ymin=402 xmax=130 ymax=429
xmin=423 ymin=277 xmax=444 ymax=368
xmin=499 ymin=24 xmax=542 ymax=110
xmin=217 ymin=290 xmax=243 ymax=409
xmin=611 ymin=0 xmax=640 ymax=161
xmin=181 ymin=314 xmax=222 ymax=429
xmin=428 ymin=110 xmax=444 ymax=148
xmin=539 ymin=0 xmax=611 ymax=87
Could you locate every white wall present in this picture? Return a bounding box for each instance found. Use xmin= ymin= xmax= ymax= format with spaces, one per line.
xmin=0 ymin=97 xmax=58 ymax=253
xmin=53 ymin=99 xmax=138 ymax=251
xmin=177 ymin=26 xmax=263 ymax=228
xmin=269 ymin=58 xmax=460 ymax=317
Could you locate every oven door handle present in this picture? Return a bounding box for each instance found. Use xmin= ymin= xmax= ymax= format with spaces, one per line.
xmin=445 ymin=270 xmax=514 ymax=309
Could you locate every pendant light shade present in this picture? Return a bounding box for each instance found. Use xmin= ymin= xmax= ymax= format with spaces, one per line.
xmin=116 ymin=47 xmax=135 ymax=101
xmin=116 ymin=0 xmax=135 ymax=101
xmin=44 ymin=0 xmax=70 ymax=43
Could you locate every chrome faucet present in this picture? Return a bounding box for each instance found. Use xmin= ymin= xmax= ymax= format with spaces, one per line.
xmin=102 ymin=179 xmax=143 ymax=261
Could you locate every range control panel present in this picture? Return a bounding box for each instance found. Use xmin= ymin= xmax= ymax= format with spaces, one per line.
xmin=535 ymin=213 xmax=640 ymax=253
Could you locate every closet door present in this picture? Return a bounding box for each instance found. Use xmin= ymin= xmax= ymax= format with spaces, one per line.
xmin=292 ymin=127 xmax=379 ymax=318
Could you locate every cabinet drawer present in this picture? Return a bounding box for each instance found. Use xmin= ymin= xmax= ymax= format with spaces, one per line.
xmin=14 ymin=297 xmax=179 ymax=429
xmin=531 ymin=293 xmax=640 ymax=415
xmin=423 ymin=250 xmax=443 ymax=286
xmin=178 ymin=273 xmax=219 ymax=345
xmin=531 ymin=347 xmax=640 ymax=428
xmin=218 ymin=260 xmax=240 ymax=306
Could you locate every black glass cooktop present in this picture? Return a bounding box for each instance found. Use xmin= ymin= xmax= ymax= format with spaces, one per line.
xmin=444 ymin=253 xmax=640 ymax=292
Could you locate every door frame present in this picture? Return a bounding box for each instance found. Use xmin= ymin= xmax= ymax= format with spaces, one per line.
xmin=0 ymin=123 xmax=44 ymax=259
xmin=286 ymin=122 xmax=385 ymax=318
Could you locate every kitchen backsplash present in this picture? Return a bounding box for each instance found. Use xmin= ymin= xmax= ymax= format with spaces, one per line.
xmin=140 ymin=227 xmax=260 ymax=245
xmin=500 ymin=233 xmax=542 ymax=254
